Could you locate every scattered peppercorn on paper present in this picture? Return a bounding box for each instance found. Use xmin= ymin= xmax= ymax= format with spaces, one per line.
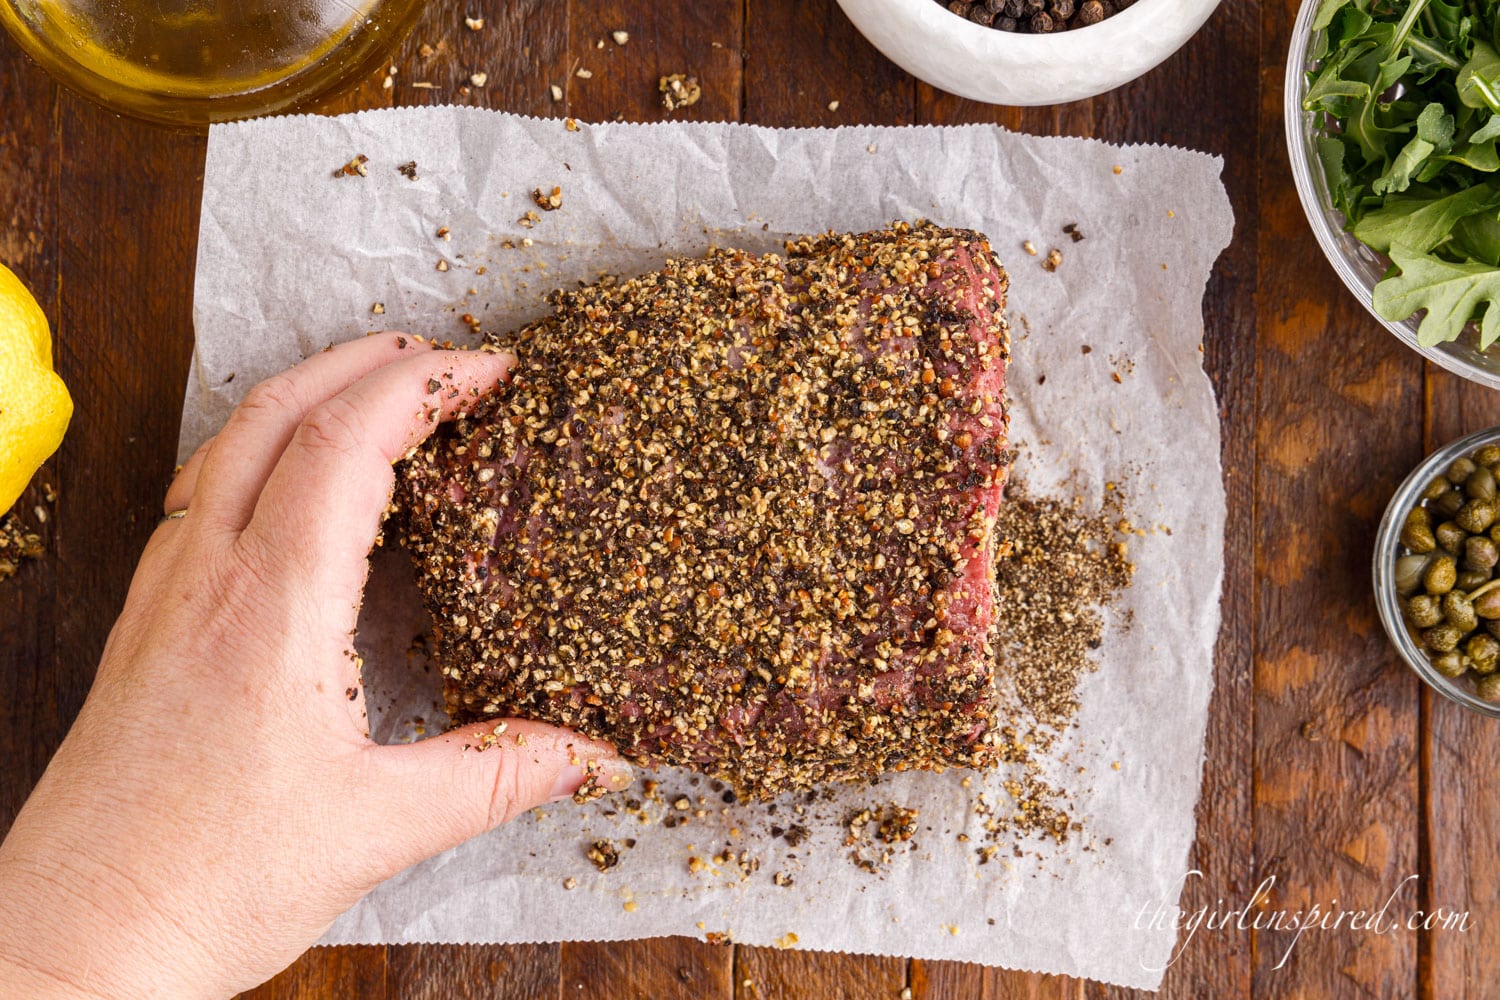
xmin=184 ymin=107 xmax=1231 ymax=990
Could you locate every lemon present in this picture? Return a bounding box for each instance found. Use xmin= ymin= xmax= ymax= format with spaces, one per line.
xmin=0 ymin=262 xmax=71 ymax=514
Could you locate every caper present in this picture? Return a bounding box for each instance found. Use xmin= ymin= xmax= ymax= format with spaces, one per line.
xmin=1476 ymin=588 xmax=1500 ymax=619
xmin=1435 ymin=521 xmax=1469 ymax=554
xmin=1407 ymin=593 xmax=1444 ymax=628
xmin=1424 ymin=476 xmax=1454 ymax=501
xmin=1396 ymin=554 xmax=1433 ymax=594
xmin=1466 ymin=535 xmax=1500 ymax=572
xmin=1401 ymin=521 xmax=1437 ymax=554
xmin=1424 ymin=554 xmax=1458 ymax=594
xmin=1444 ymin=592 xmax=1479 ymax=632
xmin=1449 ymin=457 xmax=1478 ymax=484
xmin=1424 ymin=623 xmax=1464 ymax=652
xmin=1467 ymin=466 xmax=1498 ymax=500
xmin=1459 ymin=569 xmax=1492 ymax=591
xmin=1432 ymin=651 xmax=1468 ymax=677
xmin=1487 ymin=618 xmax=1500 ymax=639
xmin=1457 ymin=499 xmax=1498 ymax=533
xmin=1469 ymin=634 xmax=1500 ymax=674
xmin=1479 ymin=674 xmax=1500 ymax=701
xmin=1478 ymin=445 xmax=1500 ymax=467
xmin=1434 ymin=490 xmax=1466 ymax=519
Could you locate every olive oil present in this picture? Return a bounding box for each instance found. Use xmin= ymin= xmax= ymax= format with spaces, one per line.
xmin=0 ymin=0 xmax=424 ymax=126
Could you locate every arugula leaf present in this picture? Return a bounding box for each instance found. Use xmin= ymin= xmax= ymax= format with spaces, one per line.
xmin=1470 ymin=113 xmax=1500 ymax=143
xmin=1386 ymin=0 xmax=1435 ymax=57
xmin=1305 ymin=43 xmax=1379 ymax=116
xmin=1374 ymin=242 xmax=1500 ymax=346
xmin=1417 ymin=99 xmax=1457 ymax=148
xmin=1352 ymin=182 xmax=1500 ymax=251
xmin=1314 ymin=0 xmax=1373 ymax=60
xmin=1460 ymin=40 xmax=1500 ymax=110
xmin=1452 ymin=210 xmax=1500 ymax=263
xmin=1313 ymin=0 xmax=1358 ymax=34
xmin=1345 ymin=55 xmax=1417 ymax=163
xmin=1439 ymin=138 xmax=1500 ymax=170
xmin=1426 ymin=0 xmax=1465 ymax=44
xmin=1317 ymin=135 xmax=1353 ymax=212
xmin=1374 ymin=101 xmax=1456 ymax=193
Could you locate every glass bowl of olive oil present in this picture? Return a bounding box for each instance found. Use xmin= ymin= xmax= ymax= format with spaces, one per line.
xmin=0 ymin=0 xmax=424 ymax=127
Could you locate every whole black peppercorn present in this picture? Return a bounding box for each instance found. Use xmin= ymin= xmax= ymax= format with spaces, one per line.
xmin=1023 ymin=0 xmax=1044 ymax=12
xmin=948 ymin=0 xmax=972 ymax=15
xmin=1076 ymin=0 xmax=1105 ymax=25
xmin=984 ymin=0 xmax=1005 ymax=12
xmin=1050 ymin=0 xmax=1074 ymax=19
xmin=1029 ymin=10 xmax=1054 ymax=31
xmin=996 ymin=15 xmax=1018 ymax=29
xmin=1003 ymin=0 xmax=1024 ymax=16
xmin=969 ymin=5 xmax=996 ymax=25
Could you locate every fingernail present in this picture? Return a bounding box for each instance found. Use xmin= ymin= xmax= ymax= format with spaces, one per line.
xmin=547 ymin=760 xmax=635 ymax=803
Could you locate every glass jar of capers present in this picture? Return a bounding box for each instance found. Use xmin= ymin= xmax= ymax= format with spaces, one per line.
xmin=1391 ymin=438 xmax=1500 ymax=705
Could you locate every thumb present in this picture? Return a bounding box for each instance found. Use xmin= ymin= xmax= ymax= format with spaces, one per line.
xmin=357 ymin=719 xmax=635 ymax=872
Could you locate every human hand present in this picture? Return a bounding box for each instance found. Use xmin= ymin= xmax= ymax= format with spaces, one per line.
xmin=0 ymin=334 xmax=633 ymax=999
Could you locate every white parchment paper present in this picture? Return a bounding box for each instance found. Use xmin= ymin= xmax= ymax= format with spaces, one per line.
xmin=185 ymin=107 xmax=1231 ymax=990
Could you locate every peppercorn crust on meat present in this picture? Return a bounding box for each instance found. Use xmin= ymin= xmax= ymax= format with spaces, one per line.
xmin=398 ymin=222 xmax=1011 ymax=800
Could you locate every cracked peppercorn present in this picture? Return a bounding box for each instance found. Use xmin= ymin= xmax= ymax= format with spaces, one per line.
xmin=935 ymin=0 xmax=1119 ymax=32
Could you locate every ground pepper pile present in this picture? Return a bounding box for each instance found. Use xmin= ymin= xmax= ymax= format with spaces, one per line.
xmin=964 ymin=479 xmax=1136 ymax=846
xmin=991 ymin=481 xmax=1135 ymax=729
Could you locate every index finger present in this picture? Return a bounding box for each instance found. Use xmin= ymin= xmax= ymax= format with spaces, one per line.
xmin=190 ymin=333 xmax=437 ymax=536
xmin=241 ymin=348 xmax=514 ymax=599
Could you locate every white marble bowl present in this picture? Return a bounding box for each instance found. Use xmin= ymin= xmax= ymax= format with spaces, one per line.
xmin=834 ymin=0 xmax=1224 ymax=106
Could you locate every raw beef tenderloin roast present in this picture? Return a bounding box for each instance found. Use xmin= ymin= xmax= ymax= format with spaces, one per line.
xmin=398 ymin=222 xmax=1012 ymax=799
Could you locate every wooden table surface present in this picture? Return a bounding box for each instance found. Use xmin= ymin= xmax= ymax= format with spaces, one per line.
xmin=4 ymin=0 xmax=1495 ymax=996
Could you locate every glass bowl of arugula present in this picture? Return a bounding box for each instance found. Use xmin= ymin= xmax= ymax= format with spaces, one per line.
xmin=1290 ymin=0 xmax=1500 ymax=389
